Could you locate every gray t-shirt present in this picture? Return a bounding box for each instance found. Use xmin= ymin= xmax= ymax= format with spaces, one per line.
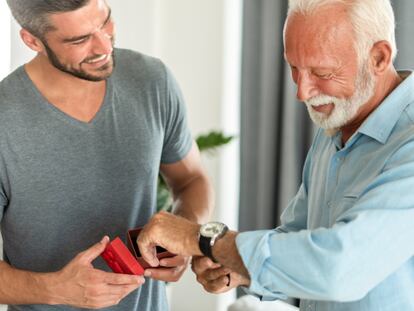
xmin=0 ymin=48 xmax=193 ymax=310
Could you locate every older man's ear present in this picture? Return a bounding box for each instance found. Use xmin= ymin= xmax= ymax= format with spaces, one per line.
xmin=370 ymin=40 xmax=393 ymax=75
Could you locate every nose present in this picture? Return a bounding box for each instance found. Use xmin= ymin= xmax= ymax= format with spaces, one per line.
xmin=92 ymin=31 xmax=113 ymax=56
xmin=296 ymin=71 xmax=318 ymax=102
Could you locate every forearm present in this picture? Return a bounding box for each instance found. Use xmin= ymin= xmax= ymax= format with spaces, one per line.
xmin=0 ymin=261 xmax=55 ymax=305
xmin=172 ymin=172 xmax=214 ymax=224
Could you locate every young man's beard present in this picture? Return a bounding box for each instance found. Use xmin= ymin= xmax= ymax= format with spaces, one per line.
xmin=42 ymin=40 xmax=116 ymax=82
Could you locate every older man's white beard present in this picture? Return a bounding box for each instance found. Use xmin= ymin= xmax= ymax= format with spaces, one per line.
xmin=305 ymin=66 xmax=376 ymax=136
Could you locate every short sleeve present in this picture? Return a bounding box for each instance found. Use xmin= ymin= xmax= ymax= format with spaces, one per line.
xmin=160 ymin=65 xmax=193 ymax=164
xmin=0 ymin=162 xmax=8 ymax=222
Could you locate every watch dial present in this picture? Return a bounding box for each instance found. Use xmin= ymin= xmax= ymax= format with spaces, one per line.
xmin=201 ymin=222 xmax=226 ymax=238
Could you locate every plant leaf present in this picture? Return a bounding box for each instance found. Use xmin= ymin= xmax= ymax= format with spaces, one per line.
xmin=195 ymin=131 xmax=234 ymax=152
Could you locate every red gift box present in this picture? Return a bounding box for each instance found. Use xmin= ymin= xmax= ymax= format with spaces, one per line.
xmin=127 ymin=228 xmax=175 ymax=269
xmin=101 ymin=237 xmax=145 ymax=275
xmin=101 ymin=227 xmax=175 ymax=275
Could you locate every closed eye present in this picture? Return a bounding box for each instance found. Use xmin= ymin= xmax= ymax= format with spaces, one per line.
xmin=314 ymin=72 xmax=333 ymax=80
xmin=71 ymin=37 xmax=90 ymax=45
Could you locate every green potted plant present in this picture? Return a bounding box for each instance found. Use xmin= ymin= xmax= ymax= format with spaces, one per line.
xmin=157 ymin=131 xmax=234 ymax=212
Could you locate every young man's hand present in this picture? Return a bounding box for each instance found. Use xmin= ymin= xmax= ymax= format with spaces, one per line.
xmin=144 ymin=255 xmax=191 ymax=282
xmin=48 ymin=236 xmax=145 ymax=309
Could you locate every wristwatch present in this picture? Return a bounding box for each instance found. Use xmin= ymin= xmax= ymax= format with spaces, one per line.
xmin=198 ymin=221 xmax=228 ymax=262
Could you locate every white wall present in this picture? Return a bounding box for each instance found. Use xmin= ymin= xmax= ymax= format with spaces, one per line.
xmin=0 ymin=2 xmax=11 ymax=80
xmin=10 ymin=19 xmax=35 ymax=72
xmin=4 ymin=1 xmax=242 ymax=310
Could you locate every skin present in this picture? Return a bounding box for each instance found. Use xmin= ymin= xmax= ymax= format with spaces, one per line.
xmin=138 ymin=3 xmax=404 ymax=294
xmin=285 ymin=5 xmax=402 ymax=144
xmin=0 ymin=0 xmax=213 ymax=308
xmin=144 ymin=143 xmax=214 ymax=282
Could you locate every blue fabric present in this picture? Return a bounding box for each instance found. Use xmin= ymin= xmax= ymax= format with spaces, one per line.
xmin=236 ymin=71 xmax=414 ymax=310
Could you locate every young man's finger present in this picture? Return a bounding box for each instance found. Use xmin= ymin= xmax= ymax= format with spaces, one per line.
xmin=144 ymin=266 xmax=184 ymax=282
xmin=103 ymin=271 xmax=145 ymax=285
xmin=159 ymin=255 xmax=187 ymax=267
xmin=79 ymin=236 xmax=110 ymax=263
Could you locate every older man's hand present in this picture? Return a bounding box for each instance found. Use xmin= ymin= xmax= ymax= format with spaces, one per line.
xmin=137 ymin=211 xmax=202 ymax=268
xmin=191 ymin=256 xmax=250 ymax=293
xmin=144 ymin=254 xmax=191 ymax=282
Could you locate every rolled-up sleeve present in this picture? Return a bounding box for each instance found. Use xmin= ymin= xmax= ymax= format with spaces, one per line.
xmin=235 ymin=139 xmax=414 ymax=302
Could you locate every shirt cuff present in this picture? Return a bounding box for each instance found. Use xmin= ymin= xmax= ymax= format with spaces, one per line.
xmin=236 ymin=230 xmax=287 ymax=301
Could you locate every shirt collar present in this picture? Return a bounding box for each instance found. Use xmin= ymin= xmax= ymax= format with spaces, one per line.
xmin=358 ymin=71 xmax=414 ymax=144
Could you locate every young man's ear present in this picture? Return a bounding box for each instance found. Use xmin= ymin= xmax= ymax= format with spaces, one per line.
xmin=369 ymin=40 xmax=393 ymax=75
xmin=20 ymin=29 xmax=45 ymax=53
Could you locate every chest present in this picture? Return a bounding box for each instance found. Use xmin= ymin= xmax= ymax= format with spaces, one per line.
xmin=46 ymin=86 xmax=106 ymax=123
xmin=0 ymin=99 xmax=164 ymax=205
xmin=306 ymin=138 xmax=387 ymax=228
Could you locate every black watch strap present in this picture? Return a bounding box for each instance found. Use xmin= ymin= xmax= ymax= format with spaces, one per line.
xmin=199 ymin=235 xmax=217 ymax=262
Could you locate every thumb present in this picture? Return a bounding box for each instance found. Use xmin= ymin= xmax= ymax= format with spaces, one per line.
xmin=80 ymin=236 xmax=110 ymax=263
xmin=137 ymin=238 xmax=159 ymax=268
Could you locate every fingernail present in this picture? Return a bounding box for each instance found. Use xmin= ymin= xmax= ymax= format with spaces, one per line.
xmin=144 ymin=270 xmax=152 ymax=277
xmin=101 ymin=236 xmax=109 ymax=243
xmin=138 ymin=276 xmax=145 ymax=283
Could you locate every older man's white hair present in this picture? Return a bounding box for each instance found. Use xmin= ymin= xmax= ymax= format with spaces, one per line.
xmin=286 ymin=0 xmax=397 ymax=65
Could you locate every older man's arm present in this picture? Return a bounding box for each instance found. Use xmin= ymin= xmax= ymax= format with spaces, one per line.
xmin=143 ymin=142 xmax=214 ymax=282
xmin=137 ymin=211 xmax=250 ymax=283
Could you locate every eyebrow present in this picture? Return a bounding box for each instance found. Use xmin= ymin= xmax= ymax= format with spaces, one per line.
xmin=62 ymin=8 xmax=112 ymax=43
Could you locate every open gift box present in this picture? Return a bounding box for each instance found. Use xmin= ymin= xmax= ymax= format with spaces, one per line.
xmin=101 ymin=227 xmax=175 ymax=275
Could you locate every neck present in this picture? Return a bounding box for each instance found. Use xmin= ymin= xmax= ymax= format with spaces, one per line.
xmin=340 ymin=68 xmax=403 ymax=144
xmin=24 ymin=54 xmax=107 ymax=123
xmin=25 ymin=54 xmax=105 ymax=99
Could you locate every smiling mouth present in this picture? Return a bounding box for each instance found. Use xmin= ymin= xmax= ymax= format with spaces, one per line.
xmin=85 ymin=54 xmax=110 ymax=64
xmin=312 ymin=103 xmax=334 ymax=114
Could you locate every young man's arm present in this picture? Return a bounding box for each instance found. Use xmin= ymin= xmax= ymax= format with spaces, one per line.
xmin=0 ymin=237 xmax=144 ymax=307
xmin=160 ymin=142 xmax=214 ymax=223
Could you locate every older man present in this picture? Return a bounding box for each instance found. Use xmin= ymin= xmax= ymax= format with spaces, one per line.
xmin=138 ymin=0 xmax=414 ymax=310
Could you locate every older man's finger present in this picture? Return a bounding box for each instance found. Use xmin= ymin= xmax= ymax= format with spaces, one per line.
xmin=203 ymin=275 xmax=232 ymax=294
xmin=203 ymin=266 xmax=232 ymax=282
xmin=137 ymin=237 xmax=160 ymax=268
xmin=191 ymin=256 xmax=221 ymax=274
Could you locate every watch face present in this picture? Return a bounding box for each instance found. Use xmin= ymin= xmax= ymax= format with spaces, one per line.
xmin=200 ymin=222 xmax=227 ymax=238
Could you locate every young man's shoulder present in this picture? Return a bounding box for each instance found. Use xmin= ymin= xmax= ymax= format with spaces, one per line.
xmin=0 ymin=67 xmax=28 ymax=114
xmin=0 ymin=66 xmax=24 ymax=95
xmin=112 ymin=48 xmax=168 ymax=83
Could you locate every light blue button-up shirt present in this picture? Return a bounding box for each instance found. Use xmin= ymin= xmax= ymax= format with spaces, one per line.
xmin=236 ymin=71 xmax=414 ymax=310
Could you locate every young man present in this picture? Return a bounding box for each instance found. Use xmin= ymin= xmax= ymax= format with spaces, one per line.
xmin=138 ymin=0 xmax=414 ymax=310
xmin=0 ymin=0 xmax=213 ymax=310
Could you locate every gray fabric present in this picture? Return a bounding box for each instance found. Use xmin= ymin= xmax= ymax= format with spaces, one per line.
xmin=393 ymin=0 xmax=414 ymax=69
xmin=0 ymin=48 xmax=193 ymax=311
xmin=239 ymin=0 xmax=315 ymax=233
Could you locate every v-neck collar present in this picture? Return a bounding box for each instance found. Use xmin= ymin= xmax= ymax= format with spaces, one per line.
xmin=17 ymin=66 xmax=112 ymax=128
